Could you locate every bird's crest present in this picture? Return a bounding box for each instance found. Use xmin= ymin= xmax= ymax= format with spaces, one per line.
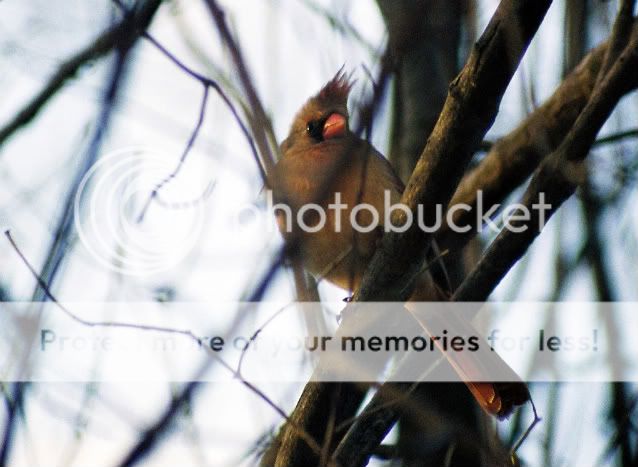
xmin=315 ymin=66 xmax=355 ymax=105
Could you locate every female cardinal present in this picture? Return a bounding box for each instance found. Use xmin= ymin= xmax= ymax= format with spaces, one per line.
xmin=272 ymin=69 xmax=529 ymax=419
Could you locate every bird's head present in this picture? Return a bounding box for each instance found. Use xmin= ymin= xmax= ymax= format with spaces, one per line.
xmin=281 ymin=68 xmax=354 ymax=153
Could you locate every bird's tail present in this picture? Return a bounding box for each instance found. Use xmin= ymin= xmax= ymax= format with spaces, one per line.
xmin=407 ymin=288 xmax=529 ymax=418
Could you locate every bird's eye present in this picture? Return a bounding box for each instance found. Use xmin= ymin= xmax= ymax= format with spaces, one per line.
xmin=306 ymin=120 xmax=324 ymax=142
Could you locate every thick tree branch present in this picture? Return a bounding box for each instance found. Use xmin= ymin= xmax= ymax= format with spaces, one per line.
xmin=437 ymin=41 xmax=607 ymax=252
xmin=355 ymin=0 xmax=552 ymax=302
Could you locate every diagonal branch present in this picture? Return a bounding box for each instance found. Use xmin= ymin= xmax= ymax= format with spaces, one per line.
xmin=437 ymin=29 xmax=638 ymax=255
xmin=203 ymin=0 xmax=278 ymax=180
xmin=0 ymin=0 xmax=162 ymax=150
xmin=452 ymin=19 xmax=638 ymax=302
xmin=354 ymin=0 xmax=553 ymax=302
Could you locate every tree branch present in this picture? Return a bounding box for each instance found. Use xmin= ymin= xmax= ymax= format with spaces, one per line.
xmin=437 ymin=41 xmax=606 ymax=252
xmin=438 ymin=32 xmax=638 ymax=254
xmin=452 ymin=19 xmax=638 ymax=302
xmin=355 ymin=0 xmax=553 ymax=302
xmin=0 ymin=0 xmax=162 ymax=150
xmin=203 ymin=0 xmax=278 ymax=180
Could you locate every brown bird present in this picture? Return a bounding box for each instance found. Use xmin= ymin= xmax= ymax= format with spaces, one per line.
xmin=273 ymin=69 xmax=529 ymax=419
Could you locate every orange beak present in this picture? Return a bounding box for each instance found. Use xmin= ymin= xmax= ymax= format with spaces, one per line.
xmin=322 ymin=113 xmax=347 ymax=140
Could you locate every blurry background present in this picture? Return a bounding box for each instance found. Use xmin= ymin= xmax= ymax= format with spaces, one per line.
xmin=0 ymin=0 xmax=637 ymax=465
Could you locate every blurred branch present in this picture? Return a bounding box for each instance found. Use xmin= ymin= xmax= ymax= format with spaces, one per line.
xmin=0 ymin=382 xmax=24 ymax=467
xmin=563 ymin=0 xmax=589 ymax=75
xmin=581 ymin=179 xmax=634 ymax=467
xmin=0 ymin=0 xmax=162 ymax=150
xmin=452 ymin=18 xmax=638 ymax=302
xmin=0 ymin=5 xmax=161 ymax=465
xmin=298 ymin=0 xmax=378 ymax=57
xmin=135 ymin=85 xmax=210 ymax=222
xmin=4 ymin=229 xmax=322 ymax=466
xmin=203 ymin=0 xmax=278 ymax=180
xmin=482 ymin=127 xmax=638 ymax=151
xmin=377 ymin=0 xmax=464 ymax=181
xmin=599 ymin=393 xmax=638 ymax=466
xmin=593 ymin=127 xmax=638 ymax=146
xmin=34 ymin=2 xmax=156 ymax=300
xmin=541 ymin=383 xmax=559 ymax=467
xmin=116 ymin=381 xmax=200 ymax=467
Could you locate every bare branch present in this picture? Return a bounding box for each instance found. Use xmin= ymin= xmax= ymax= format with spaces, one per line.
xmin=5 ymin=229 xmax=324 ymax=466
xmin=111 ymin=0 xmax=266 ymax=188
xmin=453 ymin=20 xmax=638 ymax=302
xmin=136 ymin=84 xmax=210 ymax=223
xmin=203 ymin=0 xmax=278 ymax=180
xmin=593 ymin=127 xmax=638 ymax=146
xmin=354 ymin=0 xmax=553 ymax=302
xmin=437 ymin=36 xmax=638 ymax=254
xmin=597 ymin=0 xmax=637 ymax=84
xmin=131 ymin=25 xmax=265 ymax=182
xmin=0 ymin=0 xmax=162 ymax=150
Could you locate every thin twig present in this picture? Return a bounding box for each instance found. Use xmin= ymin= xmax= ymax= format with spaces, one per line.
xmin=593 ymin=127 xmax=638 ymax=146
xmin=236 ymin=304 xmax=292 ymax=378
xmin=6 ymin=230 xmax=204 ymax=337
xmin=138 ymin=31 xmax=265 ymax=182
xmin=510 ymin=397 xmax=541 ymax=455
xmin=111 ymin=0 xmax=266 ymax=207
xmin=136 ymin=84 xmax=210 ymax=223
xmin=5 ymin=229 xmax=325 ymax=464
xmin=204 ymin=0 xmax=278 ymax=179
xmin=596 ymin=0 xmax=637 ymax=85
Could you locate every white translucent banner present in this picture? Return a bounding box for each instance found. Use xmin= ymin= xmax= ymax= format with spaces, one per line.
xmin=0 ymin=301 xmax=635 ymax=382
